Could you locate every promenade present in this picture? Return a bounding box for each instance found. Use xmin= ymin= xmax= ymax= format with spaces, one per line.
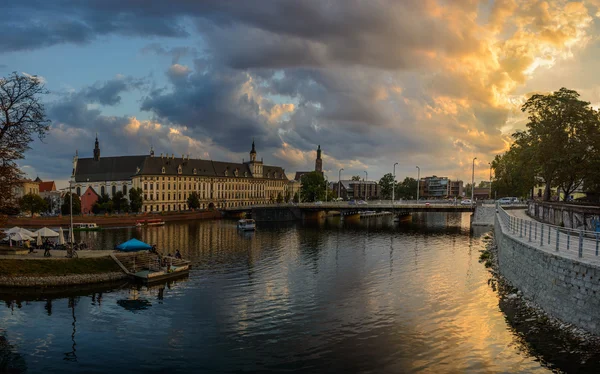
xmin=501 ymin=208 xmax=600 ymax=266
xmin=0 ymin=249 xmax=114 ymax=260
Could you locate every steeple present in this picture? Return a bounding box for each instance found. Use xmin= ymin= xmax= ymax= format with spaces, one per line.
xmin=250 ymin=138 xmax=257 ymax=162
xmin=93 ymin=133 xmax=100 ymax=161
xmin=315 ymin=145 xmax=323 ymax=174
xmin=150 ymin=144 xmax=155 ymax=157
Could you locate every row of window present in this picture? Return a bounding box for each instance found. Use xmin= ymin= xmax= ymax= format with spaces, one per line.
xmin=143 ymin=191 xmax=268 ymax=201
xmin=75 ymin=185 xmax=127 ymax=197
xmin=142 ymin=200 xmax=276 ymax=212
xmin=143 ymin=182 xmax=271 ymax=192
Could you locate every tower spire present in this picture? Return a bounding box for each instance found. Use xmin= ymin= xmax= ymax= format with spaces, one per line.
xmin=315 ymin=145 xmax=323 ymax=174
xmin=93 ymin=134 xmax=101 ymax=161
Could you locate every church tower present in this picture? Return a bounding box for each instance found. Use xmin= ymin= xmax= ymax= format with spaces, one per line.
xmin=247 ymin=139 xmax=263 ymax=178
xmin=250 ymin=139 xmax=257 ymax=162
xmin=93 ymin=134 xmax=101 ymax=161
xmin=315 ymin=145 xmax=323 ymax=174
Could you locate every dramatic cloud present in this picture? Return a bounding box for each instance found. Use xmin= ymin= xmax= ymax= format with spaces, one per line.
xmin=5 ymin=0 xmax=600 ymax=184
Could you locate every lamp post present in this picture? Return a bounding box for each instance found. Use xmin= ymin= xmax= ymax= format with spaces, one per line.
xmin=488 ymin=162 xmax=492 ymax=200
xmin=471 ymin=157 xmax=477 ymax=206
xmin=325 ymin=175 xmax=328 ymax=203
xmin=364 ymin=171 xmax=368 ymax=201
xmin=416 ymin=166 xmax=420 ymax=203
xmin=338 ymin=168 xmax=344 ymax=201
xmin=392 ymin=162 xmax=398 ymax=203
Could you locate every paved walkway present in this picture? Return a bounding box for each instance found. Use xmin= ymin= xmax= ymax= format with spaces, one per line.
xmin=0 ymin=250 xmax=114 ymax=260
xmin=500 ymin=209 xmax=600 ymax=267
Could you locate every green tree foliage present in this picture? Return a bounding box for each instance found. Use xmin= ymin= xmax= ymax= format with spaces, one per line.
xmin=187 ymin=191 xmax=200 ymax=209
xmin=19 ymin=193 xmax=47 ymax=216
xmin=394 ymin=177 xmax=418 ymax=199
xmin=351 ymin=175 xmax=361 ymax=181
xmin=128 ymin=188 xmax=143 ymax=213
xmin=276 ymin=192 xmax=284 ymax=203
xmin=491 ymin=147 xmax=535 ymax=199
xmin=300 ymin=171 xmax=327 ymax=202
xmin=379 ymin=173 xmax=395 ymax=200
xmin=464 ymin=183 xmax=473 ymax=198
xmin=284 ymin=191 xmax=291 ymax=203
xmin=293 ymin=192 xmax=299 ymax=203
xmin=0 ymin=72 xmax=50 ymax=212
xmin=111 ymin=191 xmax=128 ymax=212
xmin=513 ymin=88 xmax=600 ymax=200
xmin=61 ymin=193 xmax=81 ymax=215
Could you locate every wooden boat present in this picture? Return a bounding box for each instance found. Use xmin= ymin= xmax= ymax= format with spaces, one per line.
xmin=135 ymin=219 xmax=166 ymax=227
xmin=237 ymin=219 xmax=256 ymax=231
xmin=111 ymin=251 xmax=190 ymax=284
xmin=73 ymin=223 xmax=101 ymax=231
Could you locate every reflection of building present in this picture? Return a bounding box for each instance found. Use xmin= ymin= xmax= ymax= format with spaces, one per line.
xmin=334 ymin=180 xmax=380 ymax=200
xmin=73 ymin=136 xmax=289 ymax=212
xmin=418 ymin=176 xmax=463 ymax=199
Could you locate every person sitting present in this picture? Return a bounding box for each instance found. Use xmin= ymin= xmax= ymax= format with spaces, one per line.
xmin=25 ymin=240 xmax=33 ymax=253
xmin=175 ymin=250 xmax=182 ymax=259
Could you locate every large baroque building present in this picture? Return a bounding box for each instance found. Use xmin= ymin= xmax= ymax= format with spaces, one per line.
xmin=73 ymin=136 xmax=289 ymax=212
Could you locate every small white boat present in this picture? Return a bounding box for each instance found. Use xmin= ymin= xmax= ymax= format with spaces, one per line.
xmin=237 ymin=219 xmax=256 ymax=231
xmin=73 ymin=223 xmax=101 ymax=231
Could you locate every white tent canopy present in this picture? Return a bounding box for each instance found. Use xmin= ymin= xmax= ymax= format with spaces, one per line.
xmin=5 ymin=227 xmax=36 ymax=237
xmin=10 ymin=232 xmax=33 ymax=242
xmin=36 ymin=232 xmax=42 ymax=246
xmin=34 ymin=227 xmax=59 ymax=238
xmin=58 ymin=228 xmax=65 ymax=245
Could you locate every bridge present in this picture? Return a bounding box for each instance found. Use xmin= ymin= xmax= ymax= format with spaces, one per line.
xmin=222 ymin=200 xmax=476 ymax=221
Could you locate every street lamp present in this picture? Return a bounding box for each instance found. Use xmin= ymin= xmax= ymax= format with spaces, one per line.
xmin=364 ymin=171 xmax=368 ymax=201
xmin=471 ymin=157 xmax=477 ymax=206
xmin=392 ymin=162 xmax=398 ymax=203
xmin=325 ymin=174 xmax=328 ymax=203
xmin=488 ymin=162 xmax=492 ymax=200
xmin=338 ymin=168 xmax=344 ymax=201
xmin=416 ymin=166 xmax=420 ymax=203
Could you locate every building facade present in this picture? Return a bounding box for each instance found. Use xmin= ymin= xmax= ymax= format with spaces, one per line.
xmin=418 ymin=176 xmax=464 ymax=199
xmin=13 ymin=179 xmax=40 ymax=199
xmin=73 ymin=137 xmax=289 ymax=212
xmin=334 ymin=180 xmax=380 ymax=200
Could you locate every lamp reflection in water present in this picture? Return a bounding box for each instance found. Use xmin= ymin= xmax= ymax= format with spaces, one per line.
xmin=63 ymin=296 xmax=78 ymax=362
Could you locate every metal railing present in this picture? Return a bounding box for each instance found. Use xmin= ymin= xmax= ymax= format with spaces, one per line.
xmin=497 ymin=205 xmax=600 ymax=259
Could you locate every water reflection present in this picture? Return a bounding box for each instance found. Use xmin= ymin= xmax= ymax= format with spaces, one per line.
xmin=0 ymin=213 xmax=575 ymax=373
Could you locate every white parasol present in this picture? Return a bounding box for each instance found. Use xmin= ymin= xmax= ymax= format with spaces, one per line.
xmin=10 ymin=232 xmax=33 ymax=242
xmin=5 ymin=227 xmax=36 ymax=237
xmin=58 ymin=227 xmax=65 ymax=245
xmin=36 ymin=232 xmax=42 ymax=246
xmin=34 ymin=227 xmax=59 ymax=238
xmin=68 ymin=227 xmax=74 ymax=244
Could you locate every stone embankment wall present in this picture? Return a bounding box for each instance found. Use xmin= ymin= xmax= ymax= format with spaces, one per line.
xmin=495 ymin=215 xmax=600 ymax=334
xmin=528 ymin=201 xmax=600 ymax=231
xmin=472 ymin=205 xmax=496 ymax=226
xmin=0 ymin=271 xmax=127 ymax=287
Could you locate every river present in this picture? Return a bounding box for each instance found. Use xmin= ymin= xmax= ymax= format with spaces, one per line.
xmin=0 ymin=213 xmax=576 ymax=373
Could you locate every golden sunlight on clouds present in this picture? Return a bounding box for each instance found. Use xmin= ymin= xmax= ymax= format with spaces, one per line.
xmin=124 ymin=117 xmax=162 ymax=134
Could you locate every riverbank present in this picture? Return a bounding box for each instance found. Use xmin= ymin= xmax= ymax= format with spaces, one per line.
xmin=0 ymin=257 xmax=126 ymax=287
xmin=2 ymin=209 xmax=222 ymax=228
xmin=481 ymin=234 xmax=600 ymax=371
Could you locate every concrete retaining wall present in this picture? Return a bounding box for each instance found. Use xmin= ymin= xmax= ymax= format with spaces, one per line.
xmin=528 ymin=201 xmax=600 ymax=231
xmin=495 ymin=215 xmax=600 ymax=334
xmin=0 ymin=271 xmax=127 ymax=288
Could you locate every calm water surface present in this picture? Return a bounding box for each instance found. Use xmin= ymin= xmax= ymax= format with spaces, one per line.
xmin=1 ymin=213 xmax=554 ymax=373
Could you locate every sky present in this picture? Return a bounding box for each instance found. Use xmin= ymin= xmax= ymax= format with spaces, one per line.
xmin=3 ymin=0 xmax=600 ymax=189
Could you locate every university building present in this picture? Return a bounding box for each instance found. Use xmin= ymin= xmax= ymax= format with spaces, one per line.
xmin=73 ymin=136 xmax=290 ymax=212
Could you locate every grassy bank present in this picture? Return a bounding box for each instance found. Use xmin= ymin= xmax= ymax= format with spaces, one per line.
xmin=0 ymin=258 xmax=121 ymax=277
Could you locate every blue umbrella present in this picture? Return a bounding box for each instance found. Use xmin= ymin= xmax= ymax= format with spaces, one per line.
xmin=115 ymin=238 xmax=152 ymax=252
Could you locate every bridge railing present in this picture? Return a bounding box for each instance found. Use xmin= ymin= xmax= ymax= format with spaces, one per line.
xmin=498 ymin=205 xmax=600 ymax=259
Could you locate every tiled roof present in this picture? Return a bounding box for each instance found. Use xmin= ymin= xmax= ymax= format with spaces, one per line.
xmin=39 ymin=181 xmax=56 ymax=192
xmin=75 ymin=156 xmax=147 ymax=182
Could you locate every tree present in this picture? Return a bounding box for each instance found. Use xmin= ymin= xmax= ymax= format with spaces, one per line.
xmin=293 ymin=192 xmax=299 ymax=203
xmin=284 ymin=190 xmax=291 ymax=203
xmin=19 ymin=193 xmax=47 ymax=216
xmin=379 ymin=173 xmax=395 ymax=200
xmin=491 ymin=147 xmax=535 ymax=199
xmin=276 ymin=192 xmax=283 ymax=203
xmin=61 ymin=193 xmax=81 ymax=215
xmin=0 ymin=72 xmax=50 ymax=212
xmin=351 ymin=175 xmax=361 ymax=181
xmin=395 ymin=177 xmax=418 ymax=199
xmin=129 ymin=187 xmax=143 ymax=212
xmin=300 ymin=171 xmax=326 ymax=202
xmin=464 ymin=183 xmax=473 ymax=198
xmin=112 ymin=191 xmax=128 ymax=212
xmin=515 ymin=88 xmax=600 ymax=200
xmin=187 ymin=191 xmax=200 ymax=209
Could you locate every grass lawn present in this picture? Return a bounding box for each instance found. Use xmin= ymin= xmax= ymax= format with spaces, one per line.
xmin=0 ymin=258 xmax=121 ymax=277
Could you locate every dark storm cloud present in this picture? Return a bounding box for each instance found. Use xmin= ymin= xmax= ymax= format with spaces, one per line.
xmin=82 ymin=77 xmax=146 ymax=106
xmin=141 ymin=43 xmax=197 ymax=65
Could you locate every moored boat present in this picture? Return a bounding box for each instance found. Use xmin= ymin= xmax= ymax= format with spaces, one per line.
xmin=135 ymin=218 xmax=166 ymax=227
xmin=73 ymin=223 xmax=101 ymax=231
xmin=237 ymin=219 xmax=256 ymax=231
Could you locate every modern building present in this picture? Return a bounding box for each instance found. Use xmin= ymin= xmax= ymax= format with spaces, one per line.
xmin=72 ymin=136 xmax=290 ymax=212
xmin=334 ymin=180 xmax=380 ymax=200
xmin=418 ymin=176 xmax=463 ymax=199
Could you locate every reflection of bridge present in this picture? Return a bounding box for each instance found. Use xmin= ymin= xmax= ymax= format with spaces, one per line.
xmin=223 ymin=201 xmax=475 ymax=221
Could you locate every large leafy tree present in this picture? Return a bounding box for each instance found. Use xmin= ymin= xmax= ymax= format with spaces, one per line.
xmin=0 ymin=73 xmax=50 ymax=212
xmin=61 ymin=193 xmax=81 ymax=215
xmin=300 ymin=171 xmax=326 ymax=202
xmin=187 ymin=191 xmax=200 ymax=209
xmin=395 ymin=177 xmax=418 ymax=199
xmin=379 ymin=173 xmax=394 ymax=200
xmin=351 ymin=175 xmax=361 ymax=181
xmin=491 ymin=146 xmax=535 ymax=199
xmin=128 ymin=188 xmax=143 ymax=213
xmin=516 ymin=88 xmax=600 ymax=200
xmin=19 ymin=193 xmax=48 ymax=216
xmin=112 ymin=191 xmax=129 ymax=212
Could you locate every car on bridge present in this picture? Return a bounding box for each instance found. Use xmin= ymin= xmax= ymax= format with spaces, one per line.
xmin=315 ymin=201 xmax=323 ymax=205
xmin=460 ymin=199 xmax=472 ymax=205
xmin=357 ymin=200 xmax=367 ymax=205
